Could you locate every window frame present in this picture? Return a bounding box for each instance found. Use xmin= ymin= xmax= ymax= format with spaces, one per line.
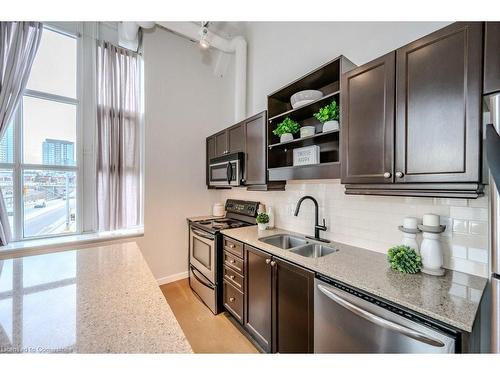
xmin=4 ymin=24 xmax=83 ymax=241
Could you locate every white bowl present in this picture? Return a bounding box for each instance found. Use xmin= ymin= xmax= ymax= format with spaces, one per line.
xmin=290 ymin=90 xmax=323 ymax=109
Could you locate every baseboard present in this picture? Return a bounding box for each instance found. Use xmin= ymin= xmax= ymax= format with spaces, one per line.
xmin=157 ymin=271 xmax=189 ymax=285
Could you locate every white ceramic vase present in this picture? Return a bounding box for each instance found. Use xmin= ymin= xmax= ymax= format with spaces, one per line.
xmin=300 ymin=126 xmax=316 ymax=138
xmin=322 ymin=120 xmax=339 ymax=132
xmin=257 ymin=223 xmax=268 ymax=230
xmin=402 ymin=233 xmax=419 ymax=251
xmin=280 ymin=133 xmax=293 ymax=142
xmin=420 ymin=232 xmax=445 ymax=276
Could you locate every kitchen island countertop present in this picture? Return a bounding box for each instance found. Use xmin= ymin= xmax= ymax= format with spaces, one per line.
xmin=0 ymin=241 xmax=192 ymax=353
xmin=221 ymin=226 xmax=487 ymax=333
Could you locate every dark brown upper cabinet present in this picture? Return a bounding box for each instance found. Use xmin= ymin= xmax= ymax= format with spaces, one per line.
xmin=244 ymin=111 xmax=267 ymax=186
xmin=341 ymin=52 xmax=395 ymax=184
xmin=395 ymin=22 xmax=483 ymax=184
xmin=342 ymin=22 xmax=484 ymax=198
xmin=267 ymin=56 xmax=356 ymax=182
xmin=484 ymin=22 xmax=500 ymax=95
xmin=206 ymin=136 xmax=216 ymax=185
xmin=228 ymin=123 xmax=245 ymax=154
xmin=214 ymin=130 xmax=228 ymax=157
xmin=206 ymin=111 xmax=285 ymax=190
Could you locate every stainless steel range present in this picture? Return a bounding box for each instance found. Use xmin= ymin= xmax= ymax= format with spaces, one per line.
xmin=189 ymin=199 xmax=259 ymax=314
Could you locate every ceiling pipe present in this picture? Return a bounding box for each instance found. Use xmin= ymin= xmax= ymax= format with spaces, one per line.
xmin=155 ymin=22 xmax=247 ymax=122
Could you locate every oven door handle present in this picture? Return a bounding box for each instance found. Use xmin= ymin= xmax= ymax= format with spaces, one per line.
xmin=317 ymin=284 xmax=445 ymax=348
xmin=191 ymin=228 xmax=215 ymax=240
xmin=226 ymin=162 xmax=233 ymax=185
xmin=190 ymin=266 xmax=215 ymax=290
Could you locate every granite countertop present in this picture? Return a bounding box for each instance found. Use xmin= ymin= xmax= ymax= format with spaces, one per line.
xmin=187 ymin=215 xmax=221 ymax=222
xmin=0 ymin=241 xmax=192 ymax=353
xmin=221 ymin=226 xmax=487 ymax=332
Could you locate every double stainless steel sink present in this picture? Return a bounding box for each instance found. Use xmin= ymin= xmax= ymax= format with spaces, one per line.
xmin=259 ymin=234 xmax=338 ymax=258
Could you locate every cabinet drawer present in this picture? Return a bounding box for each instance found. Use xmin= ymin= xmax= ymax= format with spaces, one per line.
xmin=224 ymin=250 xmax=244 ymax=274
xmin=223 ymin=266 xmax=244 ymax=291
xmin=223 ymin=237 xmax=243 ymax=258
xmin=224 ymin=281 xmax=244 ymax=323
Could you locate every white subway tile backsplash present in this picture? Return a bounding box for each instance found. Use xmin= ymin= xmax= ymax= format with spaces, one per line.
xmin=451 ymin=245 xmax=467 ymax=259
xmin=452 ymin=219 xmax=468 ymax=234
xmin=449 ymin=206 xmax=488 ymax=221
xmin=218 ymin=180 xmax=490 ymax=278
xmin=469 ymin=220 xmax=488 ymax=236
xmin=468 ymin=247 xmax=489 ymax=263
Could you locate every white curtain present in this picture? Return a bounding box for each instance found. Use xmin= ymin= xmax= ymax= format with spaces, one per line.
xmin=96 ymin=41 xmax=140 ymax=231
xmin=0 ymin=22 xmax=43 ymax=245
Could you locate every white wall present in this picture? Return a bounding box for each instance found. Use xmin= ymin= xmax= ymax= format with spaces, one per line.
xmin=138 ymin=27 xmax=232 ymax=282
xmin=243 ymin=22 xmax=450 ymax=114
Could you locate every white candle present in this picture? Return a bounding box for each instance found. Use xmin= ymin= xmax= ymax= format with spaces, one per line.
xmin=403 ymin=217 xmax=418 ymax=230
xmin=422 ymin=214 xmax=440 ymax=227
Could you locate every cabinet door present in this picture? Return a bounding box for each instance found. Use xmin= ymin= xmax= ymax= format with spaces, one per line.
xmin=484 ymin=22 xmax=500 ymax=95
xmin=228 ymin=123 xmax=245 ymax=154
xmin=244 ymin=244 xmax=272 ymax=352
xmin=340 ymin=52 xmax=395 ymax=184
xmin=274 ymin=258 xmax=314 ymax=353
xmin=395 ymin=22 xmax=482 ymax=183
xmin=215 ymin=130 xmax=228 ymax=157
xmin=244 ymin=111 xmax=267 ymax=185
xmin=206 ymin=136 xmax=216 ymax=185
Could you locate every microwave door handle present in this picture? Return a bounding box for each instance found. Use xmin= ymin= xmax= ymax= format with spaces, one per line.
xmin=317 ymin=284 xmax=445 ymax=348
xmin=486 ymin=124 xmax=500 ymax=188
xmin=226 ymin=162 xmax=233 ymax=185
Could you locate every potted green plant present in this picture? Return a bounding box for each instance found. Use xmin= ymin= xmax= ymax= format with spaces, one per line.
xmin=256 ymin=212 xmax=270 ymax=230
xmin=387 ymin=245 xmax=422 ymax=274
xmin=313 ymin=100 xmax=339 ymax=133
xmin=273 ymin=117 xmax=300 ymax=142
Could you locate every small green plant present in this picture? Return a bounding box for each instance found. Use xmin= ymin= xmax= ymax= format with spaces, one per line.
xmin=313 ymin=100 xmax=339 ymax=123
xmin=273 ymin=117 xmax=300 ymax=137
xmin=387 ymin=245 xmax=422 ymax=274
xmin=256 ymin=213 xmax=269 ymax=224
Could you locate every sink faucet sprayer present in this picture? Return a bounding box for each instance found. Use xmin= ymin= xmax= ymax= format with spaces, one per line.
xmin=294 ymin=195 xmax=330 ymax=243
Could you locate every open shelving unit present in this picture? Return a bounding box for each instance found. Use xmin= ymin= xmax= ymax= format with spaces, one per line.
xmin=266 ymin=55 xmax=356 ymax=181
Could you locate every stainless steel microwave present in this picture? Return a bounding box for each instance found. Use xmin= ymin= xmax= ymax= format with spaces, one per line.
xmin=208 ymin=152 xmax=244 ymax=187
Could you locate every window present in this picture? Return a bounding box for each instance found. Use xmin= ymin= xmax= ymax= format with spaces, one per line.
xmin=0 ymin=26 xmax=79 ymax=240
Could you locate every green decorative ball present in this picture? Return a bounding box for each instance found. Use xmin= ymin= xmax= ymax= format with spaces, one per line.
xmin=387 ymin=245 xmax=422 ymax=274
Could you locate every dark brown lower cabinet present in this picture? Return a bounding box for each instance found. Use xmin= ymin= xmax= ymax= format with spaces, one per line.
xmin=274 ymin=258 xmax=314 ymax=353
xmin=242 ymin=244 xmax=314 ymax=353
xmin=244 ymin=245 xmax=273 ymax=352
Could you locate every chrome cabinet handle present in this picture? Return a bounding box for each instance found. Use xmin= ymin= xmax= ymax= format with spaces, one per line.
xmin=317 ymin=284 xmax=444 ymax=347
xmin=383 ymin=172 xmax=391 ymax=178
xmin=270 ymin=260 xmax=276 ymax=267
xmin=395 ymin=171 xmax=404 ymax=178
xmin=229 ymin=297 xmax=235 ymax=302
xmin=229 ymin=275 xmax=235 ymax=280
xmin=229 ymin=243 xmax=235 ymax=248
xmin=230 ymin=259 xmax=236 ymax=264
xmin=265 ymin=259 xmax=271 ymax=264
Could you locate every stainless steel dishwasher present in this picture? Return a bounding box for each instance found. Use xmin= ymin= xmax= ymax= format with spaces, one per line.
xmin=314 ymin=277 xmax=457 ymax=353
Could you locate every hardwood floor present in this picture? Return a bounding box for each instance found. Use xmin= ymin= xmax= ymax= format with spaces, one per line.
xmin=160 ymin=278 xmax=259 ymax=353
